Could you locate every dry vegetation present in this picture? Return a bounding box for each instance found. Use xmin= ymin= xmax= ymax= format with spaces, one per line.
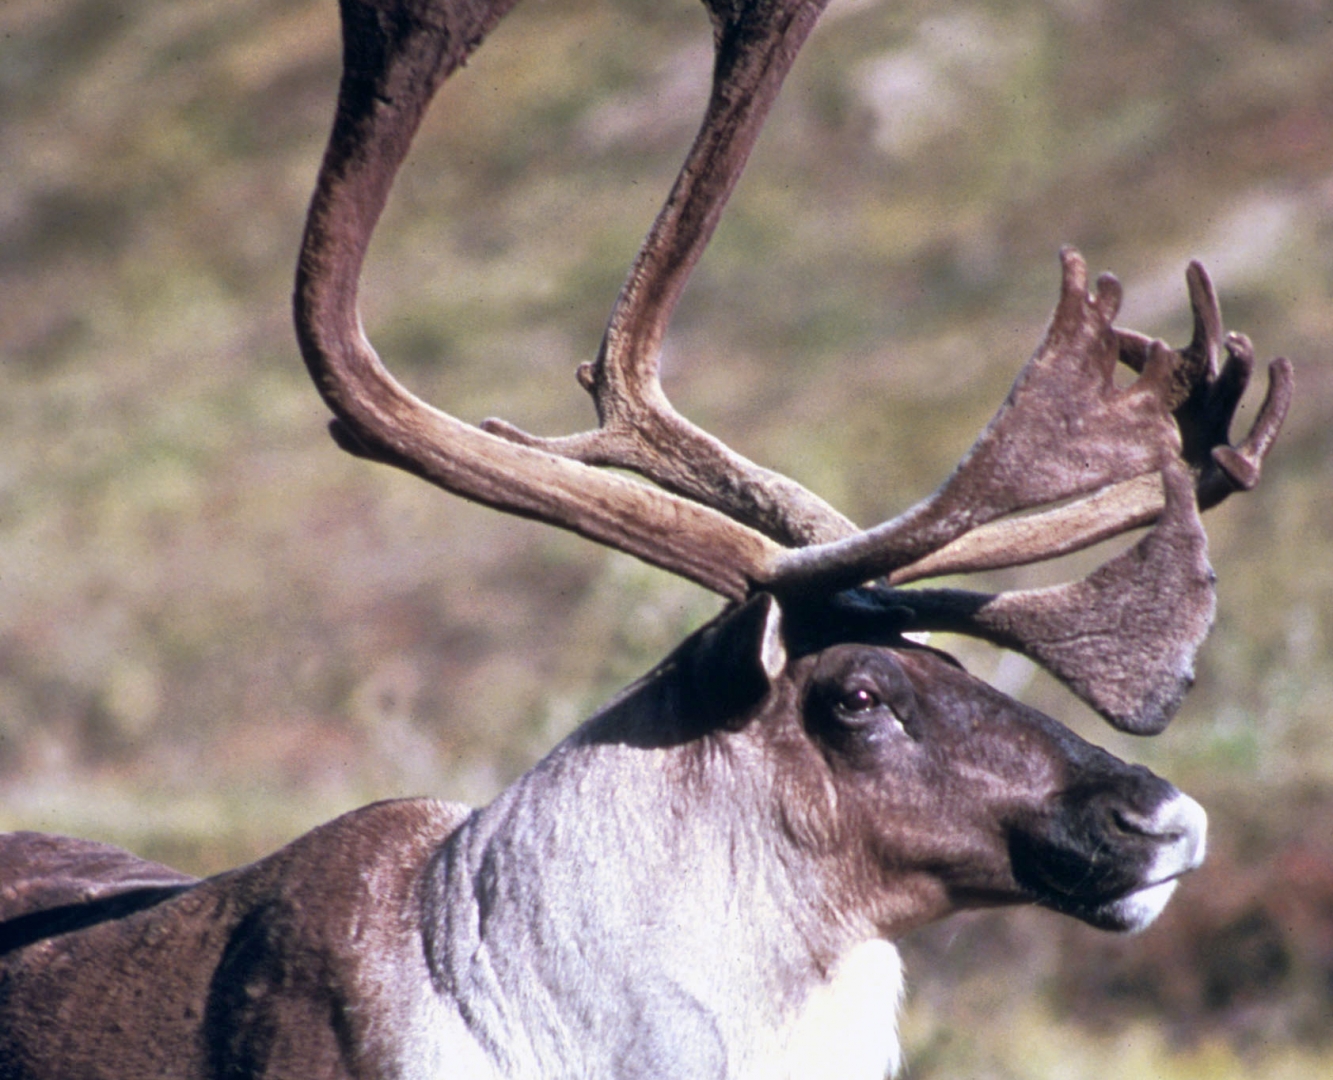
xmin=1 ymin=0 xmax=1331 ymax=1074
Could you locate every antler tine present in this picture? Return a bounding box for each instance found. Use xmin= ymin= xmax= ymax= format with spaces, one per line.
xmin=482 ymin=0 xmax=856 ymax=549
xmin=295 ymin=0 xmax=788 ymax=602
xmin=1116 ymin=260 xmax=1294 ymax=509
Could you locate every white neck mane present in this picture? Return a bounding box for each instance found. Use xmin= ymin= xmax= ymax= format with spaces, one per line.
xmin=421 ymin=730 xmax=906 ymax=1080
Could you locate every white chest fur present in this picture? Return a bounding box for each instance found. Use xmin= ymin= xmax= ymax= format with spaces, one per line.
xmin=775 ymin=938 xmax=904 ymax=1080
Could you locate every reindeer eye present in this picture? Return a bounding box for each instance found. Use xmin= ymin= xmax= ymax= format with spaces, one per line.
xmin=838 ymin=687 xmax=881 ymax=715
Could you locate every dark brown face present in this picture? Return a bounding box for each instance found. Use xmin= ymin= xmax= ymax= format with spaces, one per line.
xmin=787 ymin=641 xmax=1206 ymax=934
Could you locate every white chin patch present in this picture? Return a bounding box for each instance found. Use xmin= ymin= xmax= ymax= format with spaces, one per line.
xmin=1103 ymin=878 xmax=1180 ymax=933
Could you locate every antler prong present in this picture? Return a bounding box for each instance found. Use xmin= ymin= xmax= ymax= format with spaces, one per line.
xmin=1117 ymin=261 xmax=1293 ymax=512
xmin=1186 ymin=259 xmax=1224 ymax=377
xmin=1202 ymin=350 xmax=1293 ymax=504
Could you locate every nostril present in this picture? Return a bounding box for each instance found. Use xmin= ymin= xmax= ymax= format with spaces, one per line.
xmin=1109 ymin=807 xmax=1154 ymax=838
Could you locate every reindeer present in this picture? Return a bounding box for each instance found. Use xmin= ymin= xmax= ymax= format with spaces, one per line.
xmin=0 ymin=1 xmax=1292 ymax=1078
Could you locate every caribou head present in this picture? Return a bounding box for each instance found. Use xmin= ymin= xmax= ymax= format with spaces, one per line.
xmin=0 ymin=0 xmax=1291 ymax=1077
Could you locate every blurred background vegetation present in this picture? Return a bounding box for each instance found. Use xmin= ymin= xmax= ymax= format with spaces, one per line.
xmin=1 ymin=0 xmax=1330 ymax=1074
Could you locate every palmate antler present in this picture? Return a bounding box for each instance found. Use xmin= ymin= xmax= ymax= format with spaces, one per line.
xmin=789 ymin=251 xmax=1293 ymax=732
xmin=295 ymin=0 xmax=1291 ymax=735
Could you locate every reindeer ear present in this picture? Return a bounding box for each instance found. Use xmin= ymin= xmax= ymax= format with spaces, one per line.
xmin=685 ymin=594 xmax=787 ymax=725
xmin=755 ymin=594 xmax=788 ymax=681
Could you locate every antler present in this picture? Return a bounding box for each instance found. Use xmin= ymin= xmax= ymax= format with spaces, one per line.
xmin=295 ymin=0 xmax=1291 ymax=734
xmin=295 ymin=0 xmax=794 ymax=601
xmin=758 ymin=248 xmax=1290 ymax=731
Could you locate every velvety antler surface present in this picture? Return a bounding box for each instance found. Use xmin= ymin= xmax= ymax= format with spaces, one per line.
xmin=769 ymin=249 xmax=1291 ymax=593
xmin=890 ymin=463 xmax=1214 ymax=733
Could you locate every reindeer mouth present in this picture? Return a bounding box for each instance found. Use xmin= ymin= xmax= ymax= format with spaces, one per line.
xmin=1027 ymin=865 xmax=1197 ymax=933
xmin=1081 ymin=875 xmax=1187 ymax=932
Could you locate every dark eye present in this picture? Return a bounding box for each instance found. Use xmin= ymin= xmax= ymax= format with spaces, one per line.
xmin=837 ymin=686 xmax=882 ymax=715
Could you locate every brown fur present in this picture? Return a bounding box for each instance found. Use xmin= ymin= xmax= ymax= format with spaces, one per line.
xmin=0 ymin=799 xmax=468 ymax=1079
